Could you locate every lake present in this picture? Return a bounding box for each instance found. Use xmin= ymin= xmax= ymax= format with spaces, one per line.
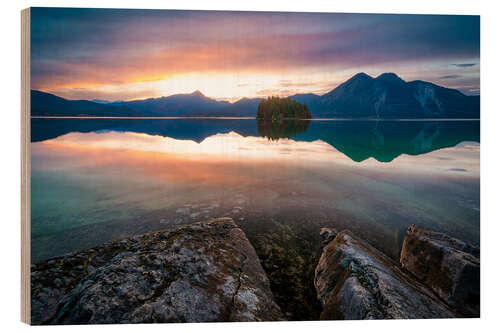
xmin=30 ymin=118 xmax=480 ymax=318
xmin=31 ymin=118 xmax=480 ymax=259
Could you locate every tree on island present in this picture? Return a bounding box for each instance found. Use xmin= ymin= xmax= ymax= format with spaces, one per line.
xmin=257 ymin=96 xmax=312 ymax=120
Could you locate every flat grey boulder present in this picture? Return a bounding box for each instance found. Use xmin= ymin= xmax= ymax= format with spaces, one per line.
xmin=31 ymin=217 xmax=284 ymax=324
xmin=314 ymin=230 xmax=456 ymax=320
xmin=400 ymin=224 xmax=480 ymax=317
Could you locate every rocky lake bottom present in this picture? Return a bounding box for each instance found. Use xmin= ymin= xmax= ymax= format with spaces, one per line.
xmin=31 ymin=217 xmax=479 ymax=324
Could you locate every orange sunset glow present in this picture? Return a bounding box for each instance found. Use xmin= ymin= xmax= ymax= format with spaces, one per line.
xmin=31 ymin=9 xmax=480 ymax=101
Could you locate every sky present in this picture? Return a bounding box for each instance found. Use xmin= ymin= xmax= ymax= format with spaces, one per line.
xmin=31 ymin=8 xmax=480 ymax=102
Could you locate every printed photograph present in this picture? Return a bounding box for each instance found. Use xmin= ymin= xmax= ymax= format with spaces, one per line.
xmin=28 ymin=8 xmax=480 ymax=324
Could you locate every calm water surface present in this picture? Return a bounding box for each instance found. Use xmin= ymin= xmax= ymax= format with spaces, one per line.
xmin=30 ymin=118 xmax=480 ymax=262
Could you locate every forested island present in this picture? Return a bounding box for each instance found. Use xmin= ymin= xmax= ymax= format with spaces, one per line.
xmin=257 ymin=97 xmax=312 ymax=120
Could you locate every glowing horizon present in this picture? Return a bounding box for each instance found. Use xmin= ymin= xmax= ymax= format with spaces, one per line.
xmin=31 ymin=8 xmax=480 ymax=102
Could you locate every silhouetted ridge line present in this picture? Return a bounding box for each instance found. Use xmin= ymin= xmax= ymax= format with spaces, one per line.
xmin=31 ymin=73 xmax=479 ymax=118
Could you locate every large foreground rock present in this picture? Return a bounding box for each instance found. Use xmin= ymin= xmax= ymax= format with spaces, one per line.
xmin=314 ymin=229 xmax=456 ymax=320
xmin=31 ymin=218 xmax=284 ymax=324
xmin=400 ymin=224 xmax=480 ymax=317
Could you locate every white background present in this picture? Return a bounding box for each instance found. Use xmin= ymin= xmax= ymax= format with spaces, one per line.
xmin=1 ymin=0 xmax=498 ymax=331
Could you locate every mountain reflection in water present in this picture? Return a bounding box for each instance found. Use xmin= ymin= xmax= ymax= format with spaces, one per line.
xmin=32 ymin=118 xmax=479 ymax=162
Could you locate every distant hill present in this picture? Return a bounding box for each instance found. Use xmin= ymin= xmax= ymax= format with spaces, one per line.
xmin=110 ymin=91 xmax=228 ymax=115
xmin=31 ymin=90 xmax=260 ymax=117
xmin=31 ymin=90 xmax=143 ymax=117
xmin=31 ymin=73 xmax=479 ymax=118
xmin=90 ymin=99 xmax=123 ymax=104
xmin=110 ymin=91 xmax=262 ymax=117
xmin=291 ymin=73 xmax=479 ymax=118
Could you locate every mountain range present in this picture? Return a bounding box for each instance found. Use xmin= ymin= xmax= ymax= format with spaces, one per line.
xmin=31 ymin=73 xmax=479 ymax=119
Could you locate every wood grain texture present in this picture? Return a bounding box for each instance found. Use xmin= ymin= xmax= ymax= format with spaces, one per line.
xmin=21 ymin=7 xmax=31 ymax=325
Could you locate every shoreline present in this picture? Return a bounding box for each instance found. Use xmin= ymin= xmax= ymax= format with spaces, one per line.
xmin=31 ymin=116 xmax=480 ymax=121
xmin=30 ymin=217 xmax=479 ymax=323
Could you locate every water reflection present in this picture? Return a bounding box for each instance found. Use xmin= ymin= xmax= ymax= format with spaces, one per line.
xmin=30 ymin=121 xmax=480 ymax=263
xmin=257 ymin=119 xmax=311 ymax=141
xmin=32 ymin=118 xmax=479 ymax=162
xmin=297 ymin=120 xmax=480 ymax=162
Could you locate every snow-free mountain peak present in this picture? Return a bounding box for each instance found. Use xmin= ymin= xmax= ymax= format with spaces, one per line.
xmin=190 ymin=90 xmax=205 ymax=97
xmin=376 ymin=72 xmax=405 ymax=83
xmin=350 ymin=72 xmax=373 ymax=81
